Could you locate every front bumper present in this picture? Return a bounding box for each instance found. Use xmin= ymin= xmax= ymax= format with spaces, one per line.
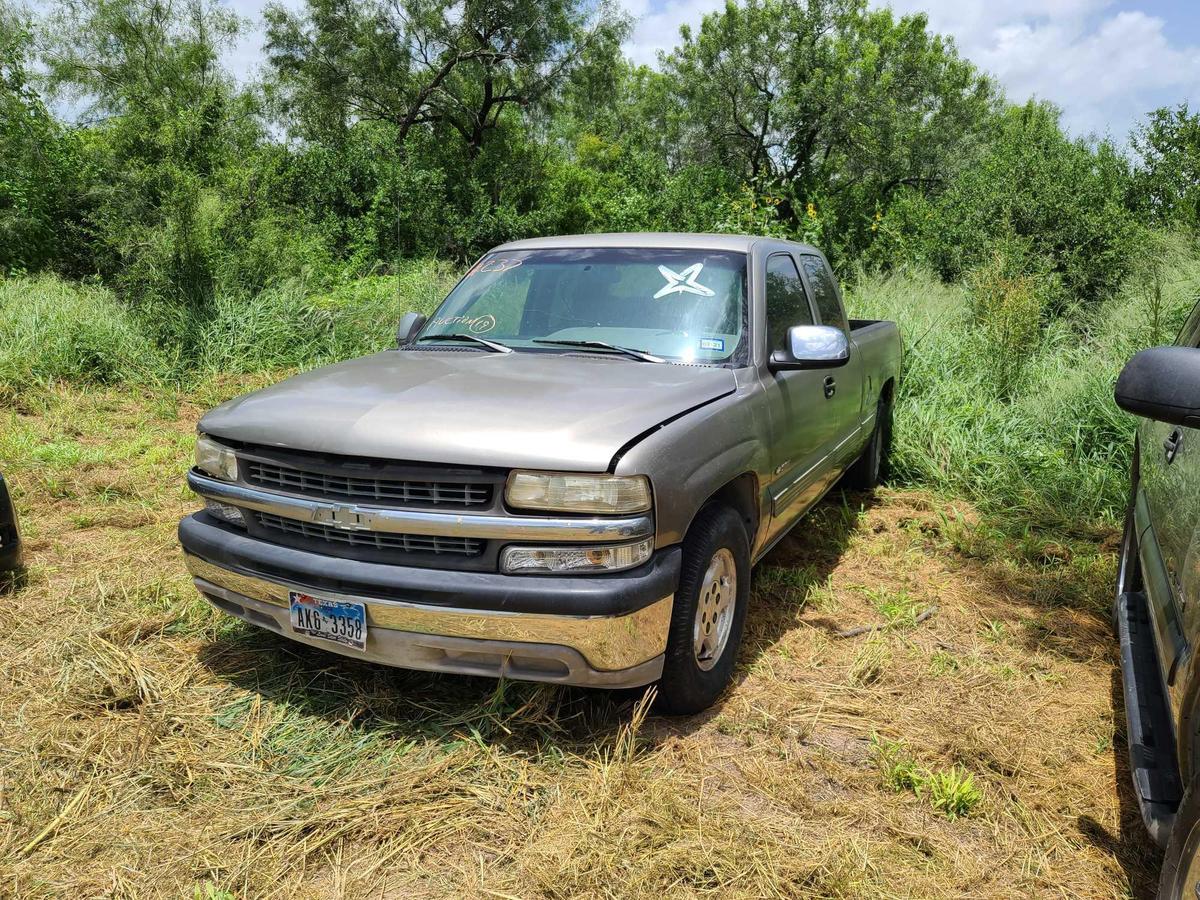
xmin=179 ymin=513 xmax=680 ymax=688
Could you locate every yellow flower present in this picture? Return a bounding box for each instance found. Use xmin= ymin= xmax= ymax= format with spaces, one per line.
xmin=806 ymin=202 xmax=817 ymax=219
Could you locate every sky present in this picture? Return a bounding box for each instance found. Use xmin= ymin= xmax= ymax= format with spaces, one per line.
xmin=220 ymin=0 xmax=1200 ymax=141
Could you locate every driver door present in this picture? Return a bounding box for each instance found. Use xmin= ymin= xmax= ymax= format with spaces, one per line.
xmin=761 ymin=252 xmax=840 ymax=544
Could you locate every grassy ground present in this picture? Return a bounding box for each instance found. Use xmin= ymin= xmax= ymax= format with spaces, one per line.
xmin=0 ymin=381 xmax=1160 ymax=898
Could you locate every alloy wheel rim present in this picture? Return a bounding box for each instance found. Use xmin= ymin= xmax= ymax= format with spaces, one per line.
xmin=694 ymin=547 xmax=736 ymax=671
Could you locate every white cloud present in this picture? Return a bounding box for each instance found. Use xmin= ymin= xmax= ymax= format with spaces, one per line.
xmin=619 ymin=0 xmax=1200 ymax=139
xmin=623 ymin=0 xmax=725 ymax=66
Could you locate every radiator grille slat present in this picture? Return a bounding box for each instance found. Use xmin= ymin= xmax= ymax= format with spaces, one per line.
xmin=255 ymin=512 xmax=484 ymax=556
xmin=246 ymin=461 xmax=491 ymax=507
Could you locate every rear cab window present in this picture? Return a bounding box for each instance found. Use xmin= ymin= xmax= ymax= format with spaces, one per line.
xmin=799 ymin=255 xmax=848 ymax=333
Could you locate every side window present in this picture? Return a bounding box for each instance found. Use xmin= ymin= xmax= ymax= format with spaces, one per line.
xmin=800 ymin=255 xmax=847 ymax=333
xmin=765 ymin=254 xmax=814 ymax=351
xmin=1178 ymin=298 xmax=1200 ymax=347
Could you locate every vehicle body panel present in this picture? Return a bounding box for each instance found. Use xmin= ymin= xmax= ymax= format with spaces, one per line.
xmin=200 ymin=350 xmax=737 ymax=472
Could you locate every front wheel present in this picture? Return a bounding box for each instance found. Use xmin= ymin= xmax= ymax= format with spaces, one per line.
xmin=655 ymin=504 xmax=751 ymax=716
xmin=1160 ymin=781 xmax=1200 ymax=898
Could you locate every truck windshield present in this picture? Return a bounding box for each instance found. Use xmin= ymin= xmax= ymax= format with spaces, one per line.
xmin=418 ymin=248 xmax=748 ymax=365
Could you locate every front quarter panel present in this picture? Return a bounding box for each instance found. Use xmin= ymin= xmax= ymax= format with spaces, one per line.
xmin=614 ymin=371 xmax=771 ymax=549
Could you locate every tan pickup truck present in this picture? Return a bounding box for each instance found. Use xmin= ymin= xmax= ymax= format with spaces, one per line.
xmin=179 ymin=233 xmax=902 ymax=713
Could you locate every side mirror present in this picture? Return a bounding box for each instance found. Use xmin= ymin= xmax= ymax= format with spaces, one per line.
xmin=1115 ymin=346 xmax=1200 ymax=427
xmin=396 ymin=312 xmax=427 ymax=346
xmin=769 ymin=325 xmax=850 ymax=371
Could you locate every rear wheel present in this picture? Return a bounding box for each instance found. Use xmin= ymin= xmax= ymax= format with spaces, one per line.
xmin=845 ymin=394 xmax=892 ymax=490
xmin=656 ymin=504 xmax=750 ymax=715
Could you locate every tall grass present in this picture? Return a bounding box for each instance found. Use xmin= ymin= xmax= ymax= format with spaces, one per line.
xmin=0 ymin=276 xmax=167 ymax=385
xmin=0 ymin=262 xmax=458 ymax=387
xmin=848 ymin=244 xmax=1200 ymax=527
xmin=4 ymin=246 xmax=1199 ymax=529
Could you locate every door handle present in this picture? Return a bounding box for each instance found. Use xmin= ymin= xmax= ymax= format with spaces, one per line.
xmin=1165 ymin=428 xmax=1184 ymax=464
xmin=823 ymin=376 xmax=836 ymax=399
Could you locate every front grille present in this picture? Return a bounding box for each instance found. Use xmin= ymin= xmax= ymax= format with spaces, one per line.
xmin=246 ymin=461 xmax=491 ymax=508
xmin=255 ymin=512 xmax=484 ymax=557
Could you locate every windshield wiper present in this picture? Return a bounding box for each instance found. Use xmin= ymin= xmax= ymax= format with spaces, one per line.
xmin=532 ymin=339 xmax=663 ymax=363
xmin=417 ymin=333 xmax=512 ymax=353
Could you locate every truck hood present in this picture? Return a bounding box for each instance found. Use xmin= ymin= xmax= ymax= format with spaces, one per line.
xmin=199 ymin=349 xmax=737 ymax=471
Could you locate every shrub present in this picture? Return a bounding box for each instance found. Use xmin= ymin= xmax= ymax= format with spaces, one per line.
xmin=846 ymin=254 xmax=1197 ymax=528
xmin=963 ymin=247 xmax=1048 ymax=397
xmin=898 ymin=101 xmax=1138 ymax=311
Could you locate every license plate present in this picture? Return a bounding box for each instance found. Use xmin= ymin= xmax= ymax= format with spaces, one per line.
xmin=288 ymin=591 xmax=367 ymax=651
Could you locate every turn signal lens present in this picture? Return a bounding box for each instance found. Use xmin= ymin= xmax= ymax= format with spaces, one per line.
xmin=205 ymin=499 xmax=246 ymax=527
xmin=501 ymin=538 xmax=653 ymax=574
xmin=505 ymin=472 xmax=651 ymax=514
xmin=195 ymin=434 xmax=238 ymax=482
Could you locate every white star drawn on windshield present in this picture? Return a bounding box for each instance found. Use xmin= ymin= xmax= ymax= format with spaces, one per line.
xmin=654 ymin=263 xmax=716 ymax=299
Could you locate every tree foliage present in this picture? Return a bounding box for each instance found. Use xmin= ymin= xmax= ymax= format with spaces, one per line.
xmin=0 ymin=0 xmax=1178 ymax=314
xmin=1133 ymin=104 xmax=1200 ymax=233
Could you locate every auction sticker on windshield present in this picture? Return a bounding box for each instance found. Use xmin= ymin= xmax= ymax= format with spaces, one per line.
xmin=289 ymin=591 xmax=367 ymax=651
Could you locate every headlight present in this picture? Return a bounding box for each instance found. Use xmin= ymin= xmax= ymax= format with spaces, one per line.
xmin=501 ymin=538 xmax=653 ymax=574
xmin=505 ymin=472 xmax=651 ymax=514
xmin=195 ymin=434 xmax=238 ymax=482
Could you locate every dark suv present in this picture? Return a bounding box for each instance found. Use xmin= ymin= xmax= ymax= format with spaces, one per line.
xmin=1114 ymin=308 xmax=1200 ymax=897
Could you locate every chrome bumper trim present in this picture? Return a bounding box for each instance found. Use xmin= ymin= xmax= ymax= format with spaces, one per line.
xmin=188 ymin=470 xmax=653 ymax=543
xmin=185 ymin=553 xmax=673 ymax=672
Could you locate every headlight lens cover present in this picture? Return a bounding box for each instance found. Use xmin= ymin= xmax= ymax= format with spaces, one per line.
xmin=505 ymin=472 xmax=651 ymax=514
xmin=501 ymin=538 xmax=653 ymax=574
xmin=195 ymin=434 xmax=238 ymax=482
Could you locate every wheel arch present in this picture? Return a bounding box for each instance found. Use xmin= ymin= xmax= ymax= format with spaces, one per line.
xmin=689 ymin=472 xmax=761 ymax=549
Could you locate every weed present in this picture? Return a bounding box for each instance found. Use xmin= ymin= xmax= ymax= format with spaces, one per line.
xmin=850 ymin=637 xmax=890 ymax=685
xmin=866 ymin=587 xmax=921 ymax=627
xmin=924 ymin=766 xmax=984 ymax=820
xmin=930 ymin=650 xmax=960 ymax=675
xmin=872 ymin=736 xmax=923 ymax=793
xmin=871 ymin=738 xmax=983 ymax=820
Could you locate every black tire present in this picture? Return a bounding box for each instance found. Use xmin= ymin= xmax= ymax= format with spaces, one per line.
xmin=844 ymin=395 xmax=892 ymax=490
xmin=1160 ymin=780 xmax=1200 ymax=898
xmin=655 ymin=504 xmax=751 ymax=716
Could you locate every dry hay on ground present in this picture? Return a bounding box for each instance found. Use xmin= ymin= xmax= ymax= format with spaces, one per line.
xmin=0 ymin=384 xmax=1161 ymax=898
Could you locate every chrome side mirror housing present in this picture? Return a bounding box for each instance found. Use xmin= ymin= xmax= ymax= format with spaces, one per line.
xmin=769 ymin=325 xmax=850 ymax=371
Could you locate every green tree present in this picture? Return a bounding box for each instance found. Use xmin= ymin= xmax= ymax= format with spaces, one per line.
xmin=909 ymin=101 xmax=1136 ymax=309
xmin=265 ymin=0 xmax=626 ymax=156
xmin=0 ymin=3 xmax=84 ymax=273
xmin=42 ymin=0 xmax=261 ymax=303
xmin=1132 ymin=104 xmax=1200 ymax=233
xmin=660 ymin=0 xmax=997 ymax=265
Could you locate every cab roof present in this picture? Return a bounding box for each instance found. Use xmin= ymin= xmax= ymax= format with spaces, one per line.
xmin=492 ymin=232 xmax=820 ymax=255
